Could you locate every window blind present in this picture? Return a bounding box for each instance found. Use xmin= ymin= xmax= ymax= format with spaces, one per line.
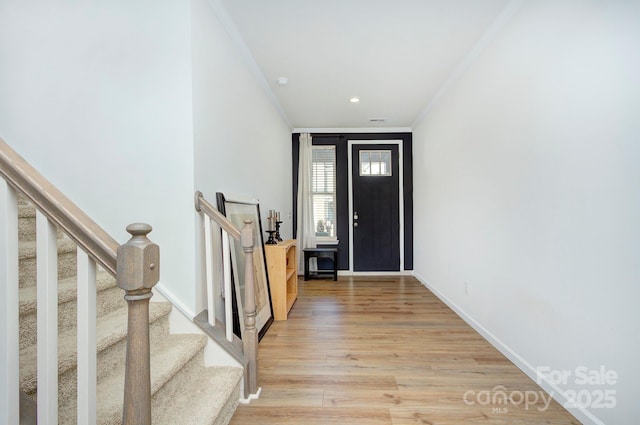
xmin=311 ymin=146 xmax=336 ymax=238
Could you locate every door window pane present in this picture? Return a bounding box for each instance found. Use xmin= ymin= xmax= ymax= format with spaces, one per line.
xmin=380 ymin=151 xmax=390 ymax=174
xmin=359 ymin=150 xmax=392 ymax=176
xmin=360 ymin=152 xmax=370 ymax=175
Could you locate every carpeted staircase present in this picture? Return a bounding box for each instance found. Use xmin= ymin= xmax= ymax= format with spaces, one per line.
xmin=17 ymin=195 xmax=243 ymax=424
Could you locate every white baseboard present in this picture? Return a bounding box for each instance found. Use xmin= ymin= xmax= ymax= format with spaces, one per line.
xmin=337 ymin=270 xmax=413 ymax=276
xmin=412 ymin=271 xmax=604 ymax=425
xmin=239 ymin=386 xmax=262 ymax=404
xmin=153 ymin=283 xmax=195 ymax=320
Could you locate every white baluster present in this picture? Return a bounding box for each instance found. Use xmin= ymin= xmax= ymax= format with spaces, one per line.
xmin=222 ymin=229 xmax=233 ymax=342
xmin=77 ymin=250 xmax=96 ymax=424
xmin=0 ymin=181 xmax=19 ymax=425
xmin=204 ymin=217 xmax=216 ymax=327
xmin=37 ymin=211 xmax=58 ymax=425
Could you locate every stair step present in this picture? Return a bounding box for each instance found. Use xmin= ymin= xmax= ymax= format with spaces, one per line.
xmin=19 ymin=237 xmax=78 ymax=288
xmin=18 ymin=203 xmax=66 ymax=242
xmin=18 ymin=193 xmax=30 ymax=206
xmin=18 ymin=204 xmax=35 ymax=242
xmin=18 ymin=236 xmax=77 ymax=261
xmin=152 ymin=354 xmax=243 ymax=425
xmin=19 ymin=302 xmax=172 ymax=395
xmin=19 ymin=270 xmax=116 ymax=317
xmin=55 ymin=304 xmax=173 ymax=425
xmin=91 ymin=333 xmax=210 ymax=425
xmin=19 ymin=203 xmax=35 ymax=217
xmin=19 ymin=271 xmax=123 ymax=351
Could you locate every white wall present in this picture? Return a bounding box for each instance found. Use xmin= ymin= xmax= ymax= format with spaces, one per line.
xmin=191 ymin=0 xmax=292 ymax=314
xmin=0 ymin=0 xmax=291 ymax=319
xmin=413 ymin=1 xmax=640 ymax=424
xmin=0 ymin=1 xmax=197 ymax=309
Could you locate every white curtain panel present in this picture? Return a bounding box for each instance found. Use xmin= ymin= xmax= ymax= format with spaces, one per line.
xmin=296 ymin=133 xmax=317 ymax=274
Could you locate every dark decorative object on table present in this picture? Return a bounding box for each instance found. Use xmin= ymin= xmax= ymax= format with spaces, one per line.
xmin=265 ymin=230 xmax=277 ymax=245
xmin=275 ymin=220 xmax=283 ymax=242
xmin=266 ymin=209 xmax=282 ymax=244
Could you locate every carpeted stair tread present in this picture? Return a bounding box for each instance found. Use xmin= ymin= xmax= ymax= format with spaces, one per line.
xmin=19 ymin=301 xmax=172 ymax=394
xmin=19 ymin=270 xmax=122 ymax=351
xmin=18 ymin=203 xmax=36 ymax=218
xmin=94 ymin=333 xmax=208 ymax=425
xmin=153 ymin=362 xmax=243 ymax=425
xmin=18 ymin=203 xmax=68 ymax=241
xmin=18 ymin=194 xmax=31 ymax=206
xmin=18 ymin=237 xmax=76 ymax=260
xmin=18 ymin=270 xmax=115 ymax=316
xmin=19 ymin=235 xmax=80 ymax=288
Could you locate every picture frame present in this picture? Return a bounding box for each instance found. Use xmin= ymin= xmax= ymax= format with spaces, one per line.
xmin=216 ymin=192 xmax=274 ymax=341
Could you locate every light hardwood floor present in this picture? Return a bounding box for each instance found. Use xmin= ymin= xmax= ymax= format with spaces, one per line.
xmin=230 ymin=276 xmax=581 ymax=425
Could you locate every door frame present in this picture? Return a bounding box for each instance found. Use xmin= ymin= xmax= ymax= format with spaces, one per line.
xmin=347 ymin=139 xmax=404 ymax=273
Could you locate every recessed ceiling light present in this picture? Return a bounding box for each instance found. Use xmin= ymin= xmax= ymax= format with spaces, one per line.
xmin=349 ymin=97 xmax=360 ymax=103
xmin=276 ymin=77 xmax=289 ymax=86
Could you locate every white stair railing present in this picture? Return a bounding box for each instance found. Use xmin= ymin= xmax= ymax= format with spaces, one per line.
xmin=0 ymin=137 xmax=159 ymax=425
xmin=203 ymin=210 xmax=235 ymax=342
xmin=200 ymin=194 xmax=239 ymax=343
xmin=195 ymin=191 xmax=259 ymax=399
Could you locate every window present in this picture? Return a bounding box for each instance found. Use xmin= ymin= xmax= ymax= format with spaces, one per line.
xmin=311 ymin=146 xmax=336 ymax=240
xmin=360 ymin=150 xmax=392 ymax=176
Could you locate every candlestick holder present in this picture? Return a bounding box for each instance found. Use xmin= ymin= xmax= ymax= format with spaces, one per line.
xmin=265 ymin=230 xmax=277 ymax=245
xmin=275 ymin=221 xmax=283 ymax=242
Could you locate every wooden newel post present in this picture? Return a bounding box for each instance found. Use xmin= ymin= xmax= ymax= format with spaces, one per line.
xmin=241 ymin=219 xmax=259 ymax=397
xmin=116 ymin=223 xmax=160 ymax=425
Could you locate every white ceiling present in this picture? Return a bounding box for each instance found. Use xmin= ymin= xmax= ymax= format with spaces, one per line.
xmin=220 ymin=0 xmax=512 ymax=129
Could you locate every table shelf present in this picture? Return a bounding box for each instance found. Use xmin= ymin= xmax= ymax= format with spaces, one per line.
xmin=264 ymin=239 xmax=298 ymax=320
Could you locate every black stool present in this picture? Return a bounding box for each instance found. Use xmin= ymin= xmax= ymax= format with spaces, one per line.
xmin=303 ymin=248 xmax=338 ymax=281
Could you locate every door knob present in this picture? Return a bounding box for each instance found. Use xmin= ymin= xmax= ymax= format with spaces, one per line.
xmin=353 ymin=222 xmax=358 ymax=228
xmin=353 ymin=211 xmax=359 ymax=220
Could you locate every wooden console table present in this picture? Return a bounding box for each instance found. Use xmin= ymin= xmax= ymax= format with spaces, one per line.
xmin=264 ymin=239 xmax=298 ymax=320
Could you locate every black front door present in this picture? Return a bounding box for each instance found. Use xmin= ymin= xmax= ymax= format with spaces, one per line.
xmin=351 ymin=144 xmax=400 ymax=271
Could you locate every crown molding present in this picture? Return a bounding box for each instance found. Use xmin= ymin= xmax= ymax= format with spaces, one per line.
xmin=207 ymin=0 xmax=292 ymax=129
xmin=292 ymin=127 xmax=412 ymax=134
